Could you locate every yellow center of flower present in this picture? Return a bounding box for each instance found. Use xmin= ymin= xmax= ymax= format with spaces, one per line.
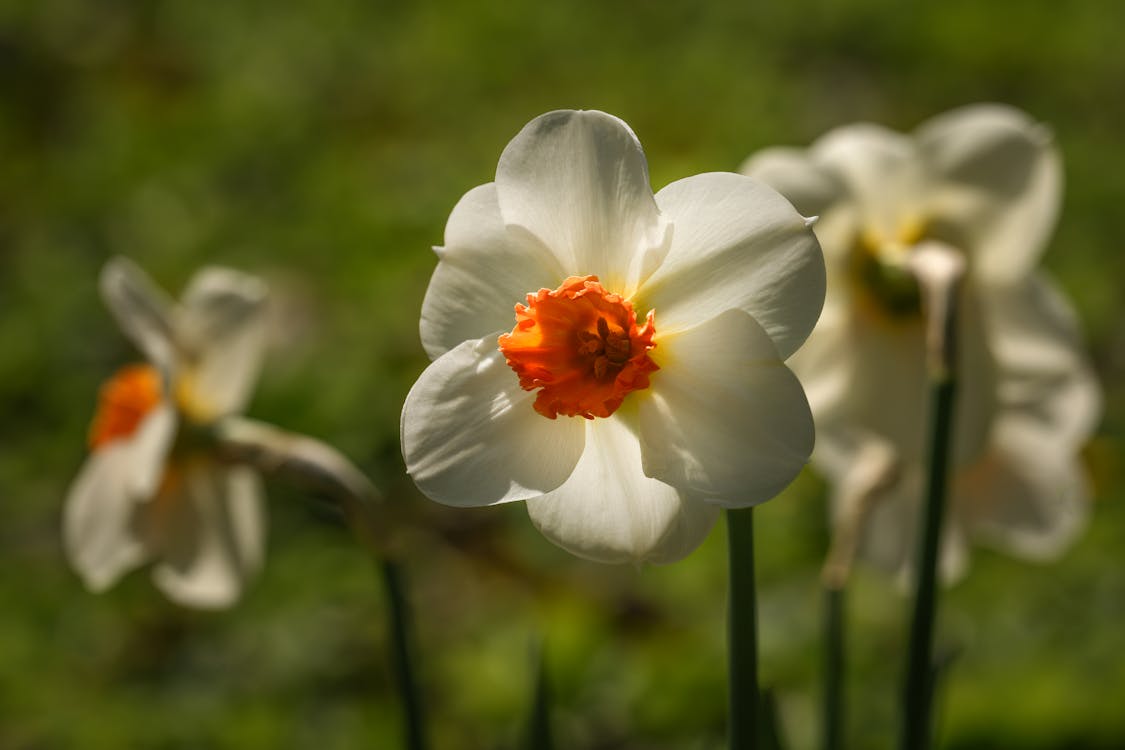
xmin=87 ymin=364 xmax=163 ymax=450
xmin=498 ymin=275 xmax=658 ymax=420
xmin=850 ymin=219 xmax=927 ymax=320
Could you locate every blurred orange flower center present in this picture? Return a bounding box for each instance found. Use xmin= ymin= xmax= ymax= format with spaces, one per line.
xmin=498 ymin=275 xmax=658 ymax=420
xmin=88 ymin=364 xmax=163 ymax=450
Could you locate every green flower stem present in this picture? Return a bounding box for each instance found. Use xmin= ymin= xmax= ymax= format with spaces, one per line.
xmin=524 ymin=638 xmax=554 ymax=750
xmin=382 ymin=559 xmax=429 ymax=750
xmin=213 ymin=417 xmax=427 ymax=750
xmin=898 ymin=374 xmax=955 ymax=750
xmin=822 ymin=585 xmax=844 ymax=750
xmin=728 ymin=507 xmax=760 ymax=750
xmin=898 ymin=243 xmax=965 ymax=750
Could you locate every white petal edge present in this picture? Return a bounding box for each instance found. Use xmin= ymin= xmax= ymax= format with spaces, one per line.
xmin=740 ymin=148 xmax=860 ymax=265
xmin=739 ymin=147 xmax=847 ymax=219
xmin=178 ymin=266 xmax=270 ymax=416
xmin=421 ymin=183 xmax=568 ymax=359
xmin=984 ymin=274 xmax=1102 ymax=448
xmin=637 ymin=309 xmax=814 ymax=507
xmin=401 ymin=336 xmax=586 ymax=507
xmin=149 ymin=463 xmax=266 ymax=610
xmin=63 ymin=404 xmax=176 ymax=591
xmin=494 ymin=110 xmax=670 ymax=295
xmin=809 ymin=123 xmax=927 ymax=243
xmin=525 ymin=414 xmax=720 ymax=564
xmin=954 ymin=426 xmax=1089 ymax=562
xmin=638 ymin=172 xmax=825 ymax=359
xmin=100 ymin=257 xmax=178 ymax=372
xmin=916 ymin=104 xmax=1062 ymax=284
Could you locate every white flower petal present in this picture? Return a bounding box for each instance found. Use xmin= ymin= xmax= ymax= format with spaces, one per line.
xmin=401 ymin=337 xmax=586 ymax=507
xmin=100 ymin=257 xmax=177 ymax=372
xmin=854 ymin=465 xmax=971 ymax=586
xmin=985 ymin=275 xmax=1102 ymax=447
xmin=917 ymin=104 xmax=1062 ymax=283
xmin=525 ymin=415 xmax=720 ymax=563
xmin=64 ymin=450 xmax=149 ymax=592
xmin=421 ymin=183 xmax=568 ymax=359
xmin=148 ymin=463 xmax=265 ymax=609
xmin=62 ymin=405 xmax=176 ymax=591
xmin=803 ymin=285 xmax=997 ymax=471
xmin=740 ymin=148 xmax=859 ymax=265
xmin=637 ymin=309 xmax=814 ymax=506
xmin=495 ymin=110 xmax=669 ymax=294
xmin=784 ymin=295 xmax=853 ymax=425
xmin=955 ymin=431 xmax=1088 ymax=562
xmin=811 ymin=123 xmax=927 ymax=242
xmin=639 ymin=172 xmax=825 ymax=358
xmin=739 ymin=147 xmax=847 ymax=219
xmin=179 ymin=267 xmax=270 ymax=416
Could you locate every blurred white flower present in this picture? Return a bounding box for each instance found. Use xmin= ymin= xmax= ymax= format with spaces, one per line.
xmin=742 ymin=104 xmax=1102 ymax=582
xmin=401 ymin=110 xmax=825 ymax=563
xmin=65 ymin=257 xmax=269 ymax=609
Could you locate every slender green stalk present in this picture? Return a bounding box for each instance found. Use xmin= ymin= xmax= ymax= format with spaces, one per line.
xmin=822 ymin=585 xmax=844 ymax=750
xmin=727 ymin=507 xmax=760 ymax=750
xmin=212 ymin=417 xmax=428 ymax=750
xmin=760 ymin=688 xmax=786 ymax=750
xmin=524 ymin=638 xmax=554 ymax=750
xmin=898 ymin=243 xmax=964 ymax=750
xmin=382 ymin=559 xmax=428 ymax=750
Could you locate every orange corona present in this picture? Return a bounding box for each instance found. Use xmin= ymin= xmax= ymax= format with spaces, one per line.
xmin=498 ymin=275 xmax=658 ymax=420
xmin=87 ymin=364 xmax=163 ymax=450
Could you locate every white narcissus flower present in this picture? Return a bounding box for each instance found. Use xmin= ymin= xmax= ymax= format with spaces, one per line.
xmin=64 ymin=257 xmax=269 ymax=609
xmin=401 ymin=110 xmax=825 ymax=563
xmin=742 ymin=104 xmax=1102 ymax=582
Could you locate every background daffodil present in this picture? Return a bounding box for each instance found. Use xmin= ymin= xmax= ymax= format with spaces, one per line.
xmin=64 ymin=258 xmax=270 ymax=609
xmin=743 ymin=104 xmax=1102 ymax=583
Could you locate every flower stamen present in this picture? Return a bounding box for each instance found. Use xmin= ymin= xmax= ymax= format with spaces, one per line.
xmin=499 ymin=275 xmax=658 ymax=420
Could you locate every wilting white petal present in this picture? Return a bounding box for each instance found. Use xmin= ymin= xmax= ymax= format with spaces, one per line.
xmin=918 ymin=104 xmax=1062 ymax=283
xmin=526 ymin=415 xmax=720 ymax=563
xmin=811 ymin=123 xmax=928 ymax=242
xmin=401 ymin=337 xmax=585 ymax=507
xmin=421 ymin=183 xmax=568 ymax=359
xmin=99 ymin=257 xmax=178 ymax=372
xmin=639 ymin=172 xmax=825 ymax=359
xmin=62 ymin=405 xmax=176 ymax=591
xmin=495 ymin=110 xmax=670 ymax=294
xmin=178 ymin=267 xmax=270 ymax=417
xmin=637 ymin=309 xmax=813 ymax=506
xmin=148 ymin=463 xmax=265 ymax=610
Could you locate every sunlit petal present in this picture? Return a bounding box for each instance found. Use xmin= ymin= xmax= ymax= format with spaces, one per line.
xmin=179 ymin=267 xmax=270 ymax=416
xmin=422 ymin=183 xmax=567 ymax=359
xmin=401 ymin=337 xmax=586 ymax=507
xmin=639 ymin=172 xmax=825 ymax=358
xmin=495 ymin=110 xmax=670 ymax=294
xmin=636 ymin=309 xmax=813 ymax=505
xmin=526 ymin=415 xmax=720 ymax=563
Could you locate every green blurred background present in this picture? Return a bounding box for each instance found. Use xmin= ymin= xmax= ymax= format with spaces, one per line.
xmin=2 ymin=0 xmax=1123 ymax=747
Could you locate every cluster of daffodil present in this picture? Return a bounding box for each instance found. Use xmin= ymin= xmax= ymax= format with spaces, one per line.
xmin=66 ymin=105 xmax=1099 ymax=749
